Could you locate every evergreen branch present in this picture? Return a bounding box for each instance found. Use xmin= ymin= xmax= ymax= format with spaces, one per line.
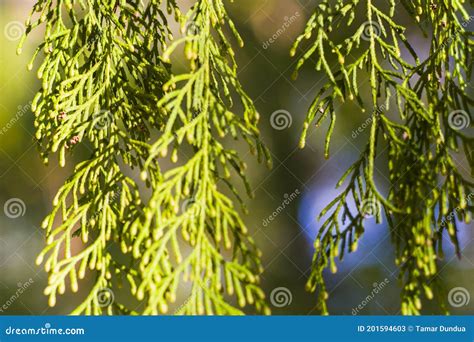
xmin=295 ymin=0 xmax=473 ymax=315
xmin=21 ymin=0 xmax=176 ymax=314
xmin=22 ymin=0 xmax=270 ymax=315
xmin=135 ymin=0 xmax=270 ymax=315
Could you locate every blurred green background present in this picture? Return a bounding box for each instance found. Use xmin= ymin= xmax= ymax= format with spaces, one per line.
xmin=0 ymin=0 xmax=473 ymax=315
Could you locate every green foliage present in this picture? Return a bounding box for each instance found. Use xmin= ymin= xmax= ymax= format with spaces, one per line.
xmin=20 ymin=0 xmax=269 ymax=315
xmin=293 ymin=0 xmax=474 ymax=314
xmin=136 ymin=0 xmax=271 ymax=315
xmin=20 ymin=0 xmax=474 ymax=316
